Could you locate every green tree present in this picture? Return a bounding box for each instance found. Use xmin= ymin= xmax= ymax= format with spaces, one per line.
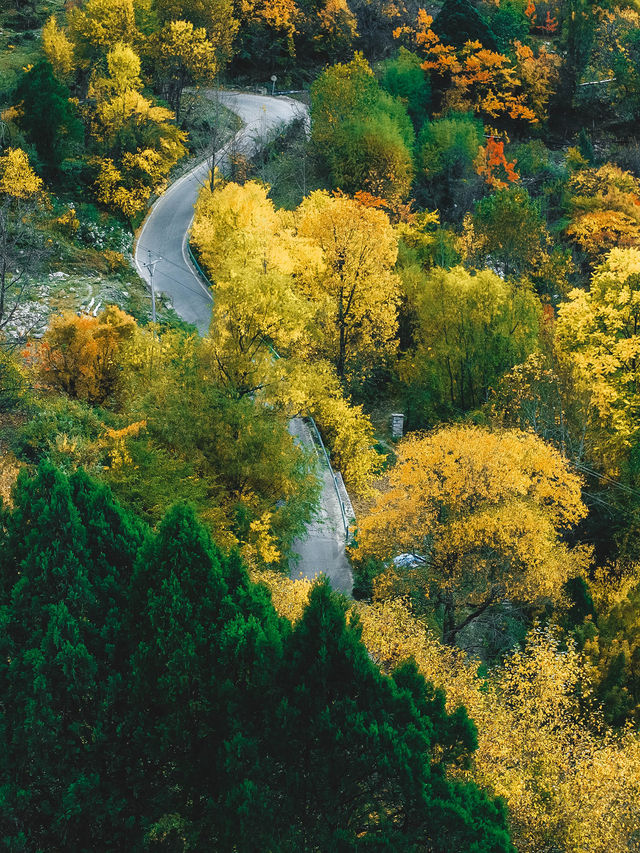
xmin=464 ymin=185 xmax=551 ymax=281
xmin=416 ymin=113 xmax=484 ymax=218
xmin=0 ymin=463 xmax=145 ymax=849
xmin=14 ymin=61 xmax=83 ymax=176
xmin=311 ymin=53 xmax=415 ymax=205
xmin=378 ymin=47 xmax=431 ymax=131
xmin=259 ymin=579 xmax=515 ymax=850
xmin=432 ymin=0 xmax=497 ymax=50
xmin=401 ymin=265 xmax=541 ymax=421
xmin=127 ymin=503 xmax=285 ymax=847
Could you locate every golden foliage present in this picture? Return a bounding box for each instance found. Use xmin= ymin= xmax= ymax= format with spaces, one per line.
xmin=250 ymin=568 xmax=312 ymax=623
xmin=191 ymin=181 xmax=384 ymax=494
xmin=356 ymin=425 xmax=589 ymax=641
xmin=0 ymin=148 xmax=43 ymax=200
xmin=68 ymin=0 xmax=139 ymax=55
xmin=42 ymin=16 xmax=76 ymax=83
xmin=102 ymin=419 xmax=147 ymax=468
xmin=556 ymin=247 xmax=640 ymax=473
xmin=154 ymin=20 xmax=218 ymax=86
xmin=395 ymin=12 xmax=559 ymax=124
xmin=192 ymin=180 xmax=287 ymax=281
xmin=566 ymin=164 xmax=640 ymax=261
xmin=295 ymin=190 xmax=400 ymax=378
xmin=89 ymin=41 xmax=142 ymax=99
xmin=31 ymin=305 xmax=138 ymax=406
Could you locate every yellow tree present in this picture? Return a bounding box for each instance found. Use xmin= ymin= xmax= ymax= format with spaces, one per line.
xmin=68 ymin=0 xmax=140 ymax=59
xmin=154 ymin=0 xmax=238 ymax=62
xmin=153 ymin=20 xmax=218 ymax=121
xmin=356 ymin=425 xmax=589 ymax=644
xmin=89 ymin=41 xmax=142 ymax=100
xmin=566 ymin=163 xmax=640 ymax=263
xmin=191 ymin=180 xmax=290 ymax=281
xmin=294 ymin=190 xmax=400 ymax=380
xmin=556 ymin=247 xmax=640 ymax=474
xmin=42 ymin=16 xmax=76 ymax=84
xmin=90 ymin=44 xmax=187 ymax=220
xmin=31 ymin=306 xmax=138 ymax=406
xmin=0 ymin=148 xmax=45 ymax=335
xmin=202 ymin=268 xmax=311 ymax=396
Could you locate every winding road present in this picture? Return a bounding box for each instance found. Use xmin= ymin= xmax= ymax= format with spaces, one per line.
xmin=134 ymin=90 xmax=353 ymax=595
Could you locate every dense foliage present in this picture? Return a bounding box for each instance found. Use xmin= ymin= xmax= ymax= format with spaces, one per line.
xmin=0 ymin=464 xmax=513 ymax=851
xmin=8 ymin=0 xmax=640 ymax=849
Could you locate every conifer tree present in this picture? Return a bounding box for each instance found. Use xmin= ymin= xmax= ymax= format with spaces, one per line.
xmin=259 ymin=578 xmax=514 ymax=851
xmin=128 ymin=503 xmax=284 ymax=847
xmin=0 ymin=462 xmax=145 ymax=849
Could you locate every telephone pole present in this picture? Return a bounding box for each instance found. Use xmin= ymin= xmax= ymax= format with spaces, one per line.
xmin=143 ymin=253 xmax=159 ymax=325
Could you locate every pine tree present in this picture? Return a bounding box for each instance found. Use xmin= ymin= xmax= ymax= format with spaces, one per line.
xmin=0 ymin=462 xmax=145 ymax=849
xmin=128 ymin=503 xmax=285 ymax=847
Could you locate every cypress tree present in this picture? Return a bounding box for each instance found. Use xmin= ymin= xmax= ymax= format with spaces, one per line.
xmin=128 ymin=504 xmax=284 ymax=848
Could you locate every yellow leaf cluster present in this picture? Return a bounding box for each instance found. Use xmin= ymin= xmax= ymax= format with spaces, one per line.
xmin=567 ymin=164 xmax=640 ymax=260
xmin=154 ymin=20 xmax=218 ymax=83
xmin=69 ymin=0 xmax=139 ymax=54
xmin=397 ymin=13 xmax=558 ymax=124
xmin=242 ymin=511 xmax=282 ymax=566
xmin=556 ymin=247 xmax=640 ymax=473
xmin=192 ymin=181 xmax=385 ymax=493
xmin=356 ymin=425 xmax=589 ymax=637
xmin=42 ymin=16 xmax=76 ymax=83
xmin=31 ymin=305 xmax=139 ymax=406
xmin=0 ymin=148 xmax=43 ymax=200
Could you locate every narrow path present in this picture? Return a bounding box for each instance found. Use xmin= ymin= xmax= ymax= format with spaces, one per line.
xmin=134 ymin=90 xmax=353 ymax=594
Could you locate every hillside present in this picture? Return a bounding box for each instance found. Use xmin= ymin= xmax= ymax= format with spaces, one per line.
xmin=3 ymin=0 xmax=640 ymax=849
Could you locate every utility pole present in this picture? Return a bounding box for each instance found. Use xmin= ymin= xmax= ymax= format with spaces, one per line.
xmin=143 ymin=252 xmax=159 ymax=325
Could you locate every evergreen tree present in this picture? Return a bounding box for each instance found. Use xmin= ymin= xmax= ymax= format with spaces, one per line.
xmin=258 ymin=579 xmax=514 ymax=851
xmin=432 ymin=0 xmax=497 ymax=51
xmin=0 ymin=463 xmax=145 ymax=849
xmin=14 ymin=61 xmax=83 ymax=175
xmin=128 ymin=503 xmax=285 ymax=848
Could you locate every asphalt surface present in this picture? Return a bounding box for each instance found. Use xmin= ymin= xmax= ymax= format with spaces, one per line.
xmin=289 ymin=418 xmax=354 ymax=595
xmin=135 ymin=91 xmax=308 ymax=333
xmin=134 ymin=91 xmax=353 ymax=595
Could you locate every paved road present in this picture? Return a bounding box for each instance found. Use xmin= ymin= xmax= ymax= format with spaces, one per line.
xmin=134 ymin=91 xmax=353 ymax=595
xmin=289 ymin=418 xmax=353 ymax=595
xmin=135 ymin=91 xmax=308 ymax=333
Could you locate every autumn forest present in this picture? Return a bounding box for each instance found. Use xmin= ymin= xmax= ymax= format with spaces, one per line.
xmin=3 ymin=0 xmax=640 ymax=848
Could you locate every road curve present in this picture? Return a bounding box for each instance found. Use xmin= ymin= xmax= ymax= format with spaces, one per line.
xmin=135 ymin=91 xmax=308 ymax=333
xmin=134 ymin=91 xmax=353 ymax=595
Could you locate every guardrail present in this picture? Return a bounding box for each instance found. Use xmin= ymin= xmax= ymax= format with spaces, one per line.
xmin=304 ymin=415 xmax=352 ymax=538
xmin=187 ymin=242 xmax=211 ymax=285
xmin=186 ymin=239 xmax=354 ymax=540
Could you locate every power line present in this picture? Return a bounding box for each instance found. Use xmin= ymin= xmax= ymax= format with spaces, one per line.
xmin=135 ymin=244 xmax=213 ymax=302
